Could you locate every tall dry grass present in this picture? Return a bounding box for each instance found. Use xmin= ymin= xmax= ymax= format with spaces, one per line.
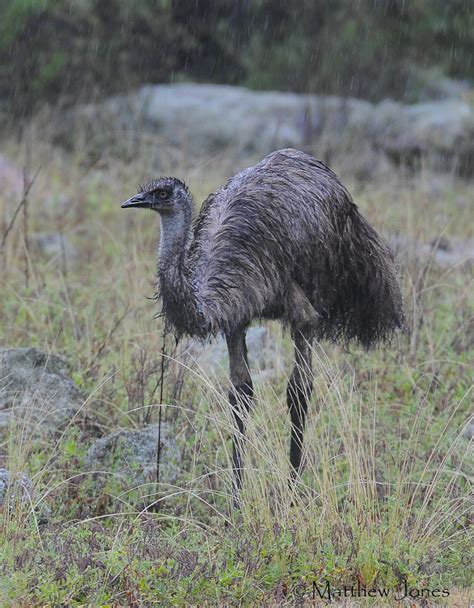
xmin=0 ymin=129 xmax=472 ymax=604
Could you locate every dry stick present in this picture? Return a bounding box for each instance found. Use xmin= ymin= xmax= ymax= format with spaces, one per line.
xmin=22 ymin=168 xmax=30 ymax=289
xmin=152 ymin=327 xmax=168 ymax=512
xmin=87 ymin=307 xmax=130 ymax=375
xmin=59 ymin=228 xmax=68 ymax=280
xmin=0 ymin=185 xmax=6 ymax=278
xmin=1 ymin=165 xmax=41 ymax=250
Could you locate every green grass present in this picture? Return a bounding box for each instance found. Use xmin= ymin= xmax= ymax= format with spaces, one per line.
xmin=0 ymin=138 xmax=472 ymax=606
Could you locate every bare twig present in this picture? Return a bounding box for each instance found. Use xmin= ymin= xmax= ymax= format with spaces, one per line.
xmin=87 ymin=307 xmax=130 ymax=373
xmin=150 ymin=327 xmax=168 ymax=513
xmin=1 ymin=165 xmax=41 ymax=250
xmin=22 ymin=166 xmax=30 ymax=289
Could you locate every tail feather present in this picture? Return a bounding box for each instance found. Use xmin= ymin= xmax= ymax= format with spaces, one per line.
xmin=315 ymin=209 xmax=406 ymax=348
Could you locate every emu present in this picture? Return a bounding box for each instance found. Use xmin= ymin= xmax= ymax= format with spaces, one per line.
xmin=121 ymin=148 xmax=404 ymax=504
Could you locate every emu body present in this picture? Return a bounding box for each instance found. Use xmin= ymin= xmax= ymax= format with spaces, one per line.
xmin=121 ymin=148 xmax=404 ymax=503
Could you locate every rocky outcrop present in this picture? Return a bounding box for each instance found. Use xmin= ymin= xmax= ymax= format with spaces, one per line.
xmin=373 ymin=99 xmax=474 ymax=175
xmin=0 ymin=347 xmax=85 ymax=437
xmin=53 ymin=83 xmax=474 ymax=175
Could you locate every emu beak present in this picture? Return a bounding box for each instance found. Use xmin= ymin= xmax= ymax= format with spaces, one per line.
xmin=121 ymin=193 xmax=149 ymax=209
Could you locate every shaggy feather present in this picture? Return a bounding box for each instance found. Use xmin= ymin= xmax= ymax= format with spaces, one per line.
xmin=143 ymin=149 xmax=405 ymax=346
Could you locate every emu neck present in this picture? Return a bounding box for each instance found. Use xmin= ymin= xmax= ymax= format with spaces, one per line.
xmin=159 ymin=209 xmax=191 ymax=265
xmin=157 ymin=207 xmax=203 ymax=336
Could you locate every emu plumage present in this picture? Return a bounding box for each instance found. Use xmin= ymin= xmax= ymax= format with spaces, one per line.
xmin=121 ymin=148 xmax=404 ymax=503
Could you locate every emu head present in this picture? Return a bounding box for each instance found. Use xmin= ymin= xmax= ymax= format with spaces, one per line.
xmin=121 ymin=177 xmax=189 ymax=214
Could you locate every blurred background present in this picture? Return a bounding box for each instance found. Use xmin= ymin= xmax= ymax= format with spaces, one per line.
xmin=1 ymin=0 xmax=473 ymax=177
xmin=1 ymin=0 xmax=473 ymax=113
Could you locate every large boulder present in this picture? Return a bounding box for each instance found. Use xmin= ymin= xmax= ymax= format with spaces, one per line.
xmin=55 ymin=85 xmax=374 ymax=163
xmin=52 ymin=83 xmax=474 ymax=175
xmin=30 ymin=232 xmax=77 ymax=266
xmin=373 ymin=99 xmax=474 ymax=175
xmin=134 ymin=85 xmax=373 ymax=158
xmin=0 ymin=347 xmax=85 ymax=437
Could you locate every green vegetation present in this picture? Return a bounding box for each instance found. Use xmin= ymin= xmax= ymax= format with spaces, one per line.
xmin=0 ymin=133 xmax=472 ymax=605
xmin=1 ymin=0 xmax=473 ymax=118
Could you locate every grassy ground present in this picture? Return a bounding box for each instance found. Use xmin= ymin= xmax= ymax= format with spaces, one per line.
xmin=0 ymin=137 xmax=472 ymax=606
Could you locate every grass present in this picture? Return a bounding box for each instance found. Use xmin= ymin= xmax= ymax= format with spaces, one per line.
xmin=0 ymin=134 xmax=472 ymax=606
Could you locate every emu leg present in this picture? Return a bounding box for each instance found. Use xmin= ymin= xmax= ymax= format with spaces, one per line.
xmin=287 ymin=328 xmax=313 ymax=480
xmin=226 ymin=327 xmax=253 ymax=507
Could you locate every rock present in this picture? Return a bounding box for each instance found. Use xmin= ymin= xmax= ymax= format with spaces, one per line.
xmin=186 ymin=326 xmax=284 ymax=381
xmin=0 ymin=468 xmax=32 ymax=507
xmin=0 ymin=467 xmax=50 ymax=520
xmin=0 ymin=347 xmax=85 ymax=437
xmin=0 ymin=154 xmax=23 ymax=198
xmin=30 ymin=232 xmax=76 ymax=264
xmin=463 ymin=421 xmax=474 ymax=441
xmin=85 ymin=423 xmax=180 ymax=491
xmin=387 ymin=235 xmax=474 ymax=269
xmin=375 ymin=99 xmax=474 ymax=175
xmin=137 ymin=84 xmax=313 ymax=156
xmin=52 ymin=83 xmax=474 ymax=175
xmin=191 ymin=336 xmax=227 ymax=375
xmin=246 ymin=326 xmax=285 ymax=379
xmin=430 ymin=236 xmax=451 ymax=252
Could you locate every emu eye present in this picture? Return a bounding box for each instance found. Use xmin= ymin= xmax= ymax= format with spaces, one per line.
xmin=158 ymin=190 xmax=168 ymax=199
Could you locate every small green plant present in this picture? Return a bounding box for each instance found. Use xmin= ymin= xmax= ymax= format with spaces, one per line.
xmin=0 ymin=136 xmax=472 ymax=606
